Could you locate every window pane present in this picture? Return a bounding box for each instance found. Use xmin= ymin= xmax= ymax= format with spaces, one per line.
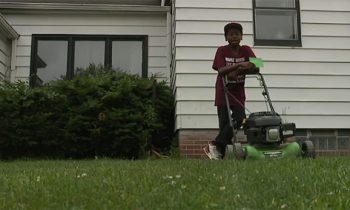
xmin=256 ymin=0 xmax=295 ymax=8
xmin=36 ymin=40 xmax=68 ymax=85
xmin=255 ymin=9 xmax=298 ymax=40
xmin=74 ymin=41 xmax=105 ymax=70
xmin=112 ymin=41 xmax=143 ymax=76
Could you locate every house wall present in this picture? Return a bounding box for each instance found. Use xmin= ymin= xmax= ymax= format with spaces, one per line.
xmin=0 ymin=33 xmax=11 ymax=80
xmin=172 ymin=0 xmax=350 ymax=158
xmin=2 ymin=12 xmax=169 ymax=82
xmin=5 ymin=0 xmax=161 ymax=4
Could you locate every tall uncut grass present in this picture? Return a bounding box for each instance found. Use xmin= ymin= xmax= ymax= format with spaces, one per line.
xmin=0 ymin=158 xmax=349 ymax=209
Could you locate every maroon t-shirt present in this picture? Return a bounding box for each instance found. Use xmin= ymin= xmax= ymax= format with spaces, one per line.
xmin=212 ymin=45 xmax=256 ymax=107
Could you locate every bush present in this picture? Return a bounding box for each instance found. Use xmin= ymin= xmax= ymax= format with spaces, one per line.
xmin=0 ymin=65 xmax=174 ymax=159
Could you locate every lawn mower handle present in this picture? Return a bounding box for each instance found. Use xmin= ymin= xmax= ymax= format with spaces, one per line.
xmin=223 ymin=72 xmax=277 ymax=143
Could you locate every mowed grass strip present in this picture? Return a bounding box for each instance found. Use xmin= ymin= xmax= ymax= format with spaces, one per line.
xmin=0 ymin=158 xmax=349 ymax=210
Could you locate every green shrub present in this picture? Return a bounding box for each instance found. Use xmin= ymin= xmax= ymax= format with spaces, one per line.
xmin=0 ymin=65 xmax=174 ymax=159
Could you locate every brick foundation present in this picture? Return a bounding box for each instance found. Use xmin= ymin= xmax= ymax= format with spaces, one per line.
xmin=178 ymin=129 xmax=350 ymax=159
xmin=178 ymin=129 xmax=246 ymax=159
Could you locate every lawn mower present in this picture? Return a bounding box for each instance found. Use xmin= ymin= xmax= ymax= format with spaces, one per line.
xmin=224 ymin=72 xmax=315 ymax=160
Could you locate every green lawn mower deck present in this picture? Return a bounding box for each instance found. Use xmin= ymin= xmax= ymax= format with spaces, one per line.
xmin=231 ymin=111 xmax=315 ymax=160
xmin=223 ymin=73 xmax=316 ymax=160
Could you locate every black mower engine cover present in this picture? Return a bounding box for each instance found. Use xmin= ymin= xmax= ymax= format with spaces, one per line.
xmin=243 ymin=111 xmax=296 ymax=144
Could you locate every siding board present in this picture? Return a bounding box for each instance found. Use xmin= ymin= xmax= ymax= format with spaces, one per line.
xmin=0 ymin=0 xmax=161 ymax=6
xmin=149 ymin=57 xmax=167 ymax=67
xmin=175 ymin=74 xmax=350 ymax=89
xmin=149 ymin=46 xmax=167 ymax=57
xmin=16 ymin=46 xmax=30 ymax=56
xmin=301 ymin=11 xmax=350 ymax=24
xmin=176 ymin=60 xmax=350 ymax=75
xmin=5 ymin=13 xmax=166 ymax=26
xmin=12 ymin=25 xmax=167 ymax=36
xmin=176 ymin=101 xmax=350 ymax=115
xmin=176 ymin=21 xmax=350 ymax=37
xmin=176 ymin=21 xmax=253 ymax=34
xmin=0 ymin=50 xmax=8 ymax=65
xmin=176 ymin=87 xmax=350 ymax=102
xmin=149 ymin=67 xmax=169 ymax=78
xmin=177 ymin=115 xmax=350 ymax=129
xmin=176 ymin=34 xmax=350 ymax=49
xmin=302 ymin=24 xmax=350 ymax=37
xmin=0 ymin=34 xmax=11 ymax=79
xmin=16 ymin=35 xmax=31 ymax=46
xmin=0 ymin=36 xmax=11 ymax=53
xmin=301 ymin=0 xmax=350 ymax=12
xmin=16 ymin=35 xmax=167 ymax=47
xmin=15 ymin=67 xmax=30 ymax=78
xmin=175 ymin=0 xmax=251 ymax=9
xmin=0 ymin=62 xmax=6 ymax=78
xmin=176 ymin=8 xmax=350 ymax=24
xmin=15 ymin=56 xmax=30 ymax=67
xmin=176 ymin=8 xmax=252 ymax=21
xmin=176 ymin=47 xmax=350 ymax=62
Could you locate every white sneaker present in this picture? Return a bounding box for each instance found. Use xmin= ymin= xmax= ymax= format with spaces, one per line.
xmin=203 ymin=144 xmax=222 ymax=160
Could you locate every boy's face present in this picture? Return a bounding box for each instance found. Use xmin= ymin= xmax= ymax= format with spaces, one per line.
xmin=226 ymin=28 xmax=242 ymax=46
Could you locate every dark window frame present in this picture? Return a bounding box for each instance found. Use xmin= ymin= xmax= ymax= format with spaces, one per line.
xmin=30 ymin=34 xmax=148 ymax=87
xmin=252 ymin=0 xmax=302 ymax=47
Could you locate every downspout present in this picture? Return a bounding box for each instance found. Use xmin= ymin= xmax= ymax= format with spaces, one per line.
xmin=161 ymin=0 xmax=165 ymax=6
xmin=10 ymin=38 xmax=18 ymax=82
xmin=0 ymin=13 xmax=20 ymax=81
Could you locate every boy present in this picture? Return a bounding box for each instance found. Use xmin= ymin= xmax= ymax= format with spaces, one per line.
xmin=203 ymin=22 xmax=259 ymax=160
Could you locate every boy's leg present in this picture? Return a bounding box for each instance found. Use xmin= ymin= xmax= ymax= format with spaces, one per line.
xmin=212 ymin=106 xmax=246 ymax=157
xmin=231 ymin=106 xmax=246 ymax=131
xmin=212 ymin=106 xmax=233 ymax=157
xmin=204 ymin=106 xmax=246 ymax=159
xmin=203 ymin=106 xmax=230 ymax=159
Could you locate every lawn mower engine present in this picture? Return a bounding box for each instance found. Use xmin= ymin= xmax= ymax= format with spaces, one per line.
xmin=224 ymin=74 xmax=315 ymax=160
xmin=243 ymin=111 xmax=296 ymax=145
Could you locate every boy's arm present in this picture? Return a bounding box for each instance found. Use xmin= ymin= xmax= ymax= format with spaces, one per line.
xmin=227 ymin=62 xmax=259 ymax=78
xmin=239 ymin=46 xmax=260 ymax=74
xmin=242 ymin=63 xmax=260 ymax=74
xmin=245 ymin=67 xmax=260 ymax=74
xmin=217 ymin=63 xmax=243 ymax=76
xmin=213 ymin=47 xmax=244 ymax=76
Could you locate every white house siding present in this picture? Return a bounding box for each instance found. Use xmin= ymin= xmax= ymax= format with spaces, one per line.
xmin=1 ymin=11 xmax=169 ymax=82
xmin=0 ymin=33 xmax=11 ymax=80
xmin=173 ymin=0 xmax=350 ymax=130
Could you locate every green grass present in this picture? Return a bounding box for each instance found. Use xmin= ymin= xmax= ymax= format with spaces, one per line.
xmin=0 ymin=158 xmax=349 ymax=210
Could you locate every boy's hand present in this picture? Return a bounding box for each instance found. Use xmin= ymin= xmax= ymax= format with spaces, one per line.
xmin=227 ymin=71 xmax=238 ymax=80
xmin=238 ymin=61 xmax=255 ymax=70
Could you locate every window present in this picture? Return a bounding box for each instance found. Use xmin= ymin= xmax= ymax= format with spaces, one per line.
xmin=253 ymin=0 xmax=301 ymax=46
xmin=35 ymin=40 xmax=68 ymax=85
xmin=112 ymin=41 xmax=143 ymax=75
xmin=74 ymin=40 xmax=105 ymax=70
xmin=30 ymin=35 xmax=148 ymax=86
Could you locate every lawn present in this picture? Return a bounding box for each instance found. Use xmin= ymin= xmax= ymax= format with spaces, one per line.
xmin=0 ymin=157 xmax=349 ymax=210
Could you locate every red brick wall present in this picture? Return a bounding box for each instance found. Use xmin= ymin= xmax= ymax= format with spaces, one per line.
xmin=178 ymin=129 xmax=350 ymax=159
xmin=178 ymin=130 xmax=215 ymax=159
xmin=178 ymin=129 xmax=246 ymax=159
